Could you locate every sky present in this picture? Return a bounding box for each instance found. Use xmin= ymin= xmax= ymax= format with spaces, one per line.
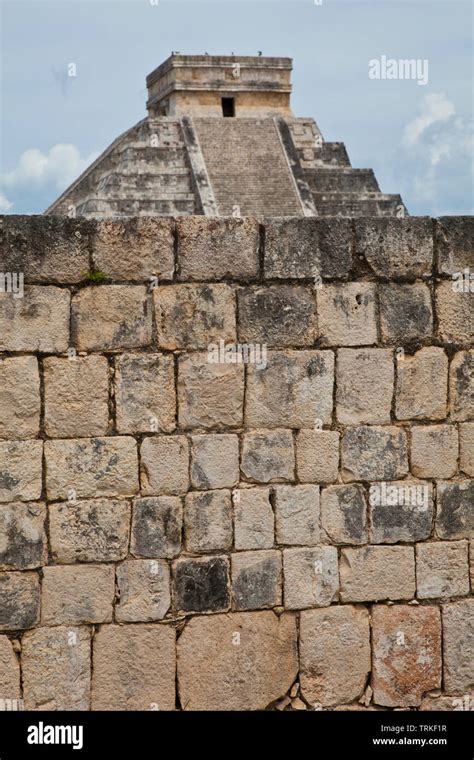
xmin=0 ymin=0 xmax=472 ymax=217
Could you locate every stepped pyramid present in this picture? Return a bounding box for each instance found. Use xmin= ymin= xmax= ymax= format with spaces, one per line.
xmin=45 ymin=55 xmax=406 ymax=218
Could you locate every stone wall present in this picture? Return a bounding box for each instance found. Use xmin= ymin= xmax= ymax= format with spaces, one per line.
xmin=0 ymin=214 xmax=472 ymax=711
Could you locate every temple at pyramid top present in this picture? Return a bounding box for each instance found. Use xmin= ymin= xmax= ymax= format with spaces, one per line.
xmin=45 ymin=54 xmax=407 ymax=218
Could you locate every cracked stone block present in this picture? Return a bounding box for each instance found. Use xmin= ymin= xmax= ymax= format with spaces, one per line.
xmin=436 ymin=280 xmax=473 ymax=344
xmin=92 ymin=217 xmax=174 ymax=280
xmin=155 ymin=283 xmax=236 ymax=349
xmin=300 ymin=605 xmax=371 ymax=707
xmin=0 ymin=502 xmax=47 ymax=570
xmin=43 ymin=355 xmax=109 ymax=437
xmin=0 ymin=286 xmax=70 ymax=352
xmin=72 ymin=285 xmax=152 ymax=351
xmin=340 ymin=546 xmax=415 ymax=602
xmin=0 ymin=356 xmax=40 ymax=439
xmin=317 ymin=282 xmax=377 ymax=347
xmin=336 ymin=348 xmax=394 ymax=425
xmin=436 ymin=480 xmax=474 ymax=539
xmin=321 ymin=484 xmax=367 ymax=545
xmin=173 ymin=556 xmax=230 ymax=614
xmin=49 ymin=498 xmax=131 ymax=563
xmin=41 ymin=564 xmax=115 ymax=625
xmin=184 ymin=490 xmax=232 ymax=553
xmin=0 ymin=440 xmax=43 ymax=503
xmin=0 ymin=635 xmax=20 ymax=701
xmin=116 ymin=559 xmax=171 ymax=622
xmin=115 ymin=353 xmax=175 ymax=434
xmin=177 ymin=217 xmax=259 ymax=280
xmin=131 ymin=496 xmax=182 ymax=559
xmin=241 ymin=429 xmax=295 ymax=483
xmin=416 ymin=540 xmax=470 ymax=599
xmin=395 ymin=347 xmax=448 ymax=421
xmin=231 ymin=550 xmax=282 ymax=610
xmin=341 ymin=426 xmax=408 ymax=482
xmin=354 ymin=218 xmax=433 ymax=279
xmin=178 ymin=353 xmax=244 ymax=429
xmin=435 ymin=217 xmax=474 ymax=274
xmin=190 ymin=434 xmax=239 ymax=490
xmin=22 ymin=626 xmax=91 ymax=710
xmin=245 ymin=350 xmax=334 ymax=428
xmin=369 ymin=480 xmax=434 ymax=544
xmin=177 ymin=611 xmax=298 ymax=710
xmin=237 ymin=285 xmax=316 ymax=347
xmin=274 ymin=484 xmax=320 ymax=545
xmin=372 ymin=605 xmax=441 ymax=707
xmin=379 ymin=283 xmax=433 ymax=343
xmin=442 ymin=599 xmax=474 ymax=694
xmin=140 ymin=436 xmax=189 ymax=496
xmin=411 ymin=424 xmax=458 ymax=479
xmin=460 ymin=423 xmax=474 ymax=476
xmin=449 ymin=351 xmax=473 ymax=421
xmin=283 ymin=546 xmax=339 ymax=609
xmin=45 ymin=437 xmax=138 ymax=500
xmin=0 ymin=572 xmax=40 ymax=631
xmin=295 ymin=430 xmax=339 ymax=483
xmin=92 ymin=624 xmax=176 ymax=710
xmin=234 ymin=487 xmax=274 ymax=550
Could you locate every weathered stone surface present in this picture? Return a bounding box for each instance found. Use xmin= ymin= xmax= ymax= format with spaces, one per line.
xmin=371 ymin=605 xmax=442 ymax=707
xmin=178 ymin=353 xmax=244 ymax=429
xmin=92 ymin=624 xmax=176 ymax=710
xmin=245 ymin=350 xmax=334 ymax=428
xmin=0 ymin=635 xmax=20 ymax=701
xmin=274 ymin=484 xmax=320 ymax=545
xmin=116 ymin=559 xmax=171 ymax=622
xmin=155 ymin=283 xmax=236 ymax=349
xmin=184 ymin=490 xmax=232 ymax=553
xmin=131 ymin=496 xmax=182 ymax=559
xmin=341 ymin=426 xmax=408 ymax=482
xmin=0 ymin=286 xmax=70 ymax=352
xmin=354 ymin=218 xmax=433 ymax=279
xmin=0 ymin=572 xmax=40 ymax=631
xmin=140 ymin=436 xmax=188 ymax=495
xmin=264 ymin=218 xmax=352 ymax=279
xmin=93 ymin=218 xmax=174 ymax=280
xmin=420 ymin=694 xmax=474 ymax=711
xmin=41 ymin=564 xmax=115 ymax=625
xmin=231 ymin=550 xmax=282 ymax=610
xmin=336 ymin=348 xmax=394 ymax=425
xmin=241 ymin=429 xmax=295 ymax=483
xmin=449 ymin=350 xmax=474 ymax=421
xmin=410 ymin=424 xmax=458 ymax=479
xmin=0 ymin=356 xmax=40 ymax=439
xmin=395 ymin=347 xmax=448 ymax=420
xmin=0 ymin=440 xmax=43 ymax=503
xmin=436 ymin=480 xmax=474 ymax=539
xmin=173 ymin=556 xmax=230 ymax=613
xmin=43 ymin=355 xmax=109 ymax=437
xmin=49 ymin=498 xmax=131 ymax=563
xmin=0 ymin=503 xmax=47 ymax=570
xmin=22 ymin=626 xmax=91 ymax=710
xmin=435 ymin=217 xmax=474 ymax=274
xmin=45 ymin=437 xmax=138 ymax=500
xmin=234 ymin=487 xmax=274 ymax=550
xmin=72 ymin=285 xmax=152 ymax=351
xmin=369 ymin=480 xmax=434 ymax=544
xmin=379 ymin=283 xmax=433 ymax=343
xmin=177 ymin=611 xmax=298 ymax=710
xmin=190 ymin=434 xmax=239 ymax=489
xmin=317 ymin=282 xmax=377 ymax=347
xmin=443 ymin=599 xmax=474 ymax=694
xmin=416 ymin=540 xmax=470 ymax=599
xmin=436 ymin=280 xmax=473 ymax=343
xmin=300 ymin=605 xmax=370 ymax=707
xmin=460 ymin=423 xmax=474 ymax=476
xmin=283 ymin=546 xmax=339 ymax=609
xmin=340 ymin=546 xmax=415 ymax=602
xmin=237 ymin=285 xmax=316 ymax=346
xmin=115 ymin=353 xmax=175 ymax=434
xmin=178 ymin=217 xmax=259 ymax=280
xmin=321 ymin=484 xmax=367 ymax=545
xmin=295 ymin=429 xmax=339 ymax=483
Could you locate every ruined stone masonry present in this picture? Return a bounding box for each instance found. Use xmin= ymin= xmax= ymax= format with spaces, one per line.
xmin=0 ymin=214 xmax=472 ymax=711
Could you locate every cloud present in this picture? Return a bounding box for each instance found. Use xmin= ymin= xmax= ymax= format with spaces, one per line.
xmin=403 ymin=93 xmax=455 ymax=146
xmin=0 ymin=192 xmax=13 ymax=212
xmin=2 ymin=144 xmax=98 ymax=190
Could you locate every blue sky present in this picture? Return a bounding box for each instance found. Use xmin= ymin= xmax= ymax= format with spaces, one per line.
xmin=1 ymin=0 xmax=472 ymax=216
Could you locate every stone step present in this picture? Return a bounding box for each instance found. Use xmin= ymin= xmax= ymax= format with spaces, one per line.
xmin=77 ymin=197 xmax=196 ymax=217
xmin=312 ymin=192 xmax=404 ymax=217
xmin=305 ymin=168 xmax=379 ymax=193
xmin=299 ymin=142 xmax=351 ymax=168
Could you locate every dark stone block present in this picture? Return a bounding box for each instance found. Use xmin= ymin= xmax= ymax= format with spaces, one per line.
xmin=436 ymin=481 xmax=474 ymax=539
xmin=435 ymin=217 xmax=474 ymax=275
xmin=379 ymin=283 xmax=433 ymax=343
xmin=174 ymin=556 xmax=230 ymax=613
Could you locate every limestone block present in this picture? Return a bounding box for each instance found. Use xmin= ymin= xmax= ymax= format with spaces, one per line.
xmin=354 ymin=218 xmax=433 ymax=278
xmin=190 ymin=434 xmax=239 ymax=490
xmin=410 ymin=424 xmax=458 ymax=479
xmin=435 ymin=217 xmax=474 ymax=274
xmin=93 ymin=217 xmax=174 ymax=280
xmin=341 ymin=426 xmax=408 ymax=482
xmin=379 ymin=283 xmax=433 ymax=343
xmin=340 ymin=546 xmax=415 ymax=602
xmin=321 ymin=484 xmax=368 ymax=545
xmin=41 ymin=564 xmax=115 ymax=625
xmin=283 ymin=546 xmax=339 ymax=609
xmin=369 ymin=480 xmax=434 ymax=543
xmin=460 ymin=422 xmax=474 ymax=476
xmin=336 ymin=348 xmax=394 ymax=424
xmin=0 ymin=502 xmax=47 ymax=570
xmin=241 ymin=429 xmax=295 ymax=483
xmin=178 ymin=353 xmax=244 ymax=429
xmin=184 ymin=490 xmax=232 ymax=553
xmin=72 ymin=285 xmax=152 ymax=351
xmin=177 ymin=217 xmax=259 ymax=280
xmin=116 ymin=559 xmax=171 ymax=622
xmin=115 ymin=353 xmax=175 ymax=434
xmin=0 ymin=635 xmax=20 ymax=701
xmin=237 ymin=285 xmax=316 ymax=346
xmin=173 ymin=556 xmax=230 ymax=614
xmin=436 ymin=480 xmax=474 ymax=539
xmin=442 ymin=599 xmax=474 ymax=694
xmin=131 ymin=496 xmax=182 ymax=559
xmin=449 ymin=350 xmax=474 ymax=421
xmin=416 ymin=540 xmax=470 ymax=599
xmin=234 ymin=487 xmax=274 ymax=550
xmin=140 ymin=436 xmax=189 ymax=495
xmin=0 ymin=572 xmax=40 ymax=631
xmin=295 ymin=430 xmax=339 ymax=483
xmin=274 ymin=484 xmax=320 ymax=545
xmin=436 ymin=280 xmax=473 ymax=343
xmin=0 ymin=356 xmax=40 ymax=439
xmin=0 ymin=286 xmax=70 ymax=352
xmin=0 ymin=440 xmax=43 ymax=503
xmin=317 ymin=282 xmax=377 ymax=347
xmin=395 ymin=347 xmax=448 ymax=420
xmin=231 ymin=550 xmax=282 ymax=610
